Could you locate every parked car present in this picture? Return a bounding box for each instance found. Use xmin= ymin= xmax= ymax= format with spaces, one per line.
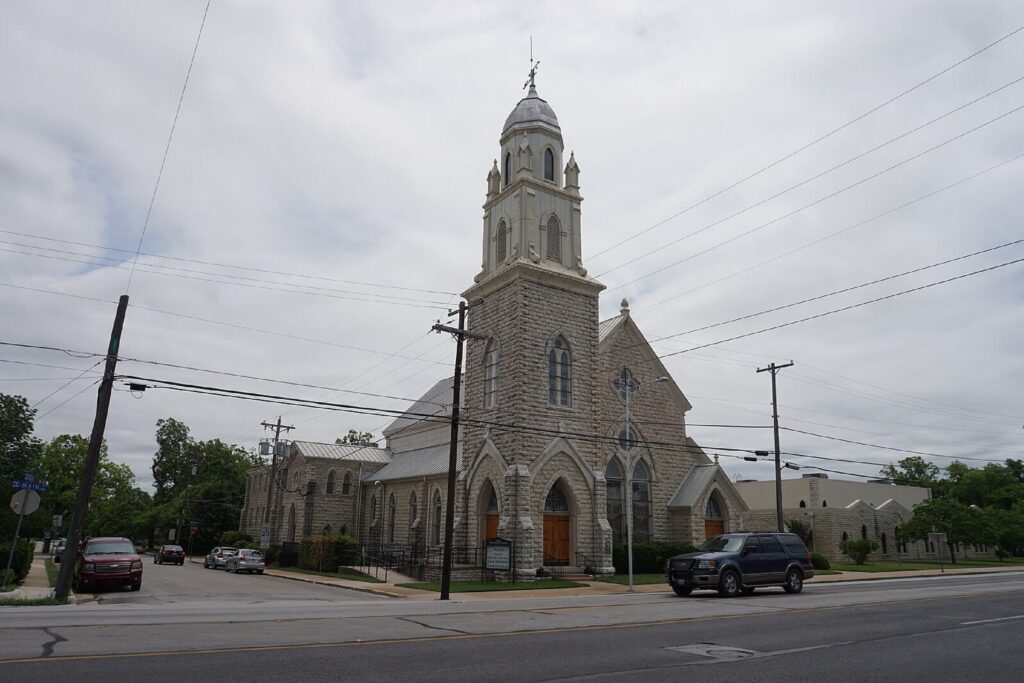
xmin=665 ymin=532 xmax=814 ymax=597
xmin=51 ymin=539 xmax=67 ymax=563
xmin=204 ymin=546 xmax=238 ymax=569
xmin=224 ymin=549 xmax=265 ymax=574
xmin=73 ymin=537 xmax=143 ymax=592
xmin=154 ymin=544 xmax=185 ymax=565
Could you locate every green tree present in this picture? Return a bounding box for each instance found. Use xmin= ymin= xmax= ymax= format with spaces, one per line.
xmin=336 ymin=429 xmax=376 ymax=446
xmin=0 ymin=394 xmax=43 ymax=535
xmin=949 ymin=463 xmax=1024 ymax=511
xmin=902 ymin=497 xmax=982 ymax=564
xmin=880 ymin=456 xmax=941 ymax=489
xmin=786 ymin=519 xmax=813 ymax=547
xmin=840 ymin=538 xmax=879 ymax=564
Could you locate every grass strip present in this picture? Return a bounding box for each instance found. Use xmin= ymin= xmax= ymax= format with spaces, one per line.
xmin=396 ymin=579 xmax=587 ymax=592
xmin=595 ymin=573 xmax=666 ymax=585
xmin=831 ymin=558 xmax=1024 ymax=573
xmin=277 ymin=566 xmax=385 ymax=584
xmin=0 ymin=597 xmax=66 ymax=607
xmin=45 ymin=558 xmax=58 ymax=587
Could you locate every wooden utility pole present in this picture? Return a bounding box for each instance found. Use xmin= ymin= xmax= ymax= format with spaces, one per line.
xmin=432 ymin=301 xmax=486 ymax=600
xmin=55 ymin=295 xmax=129 ymax=602
xmin=757 ymin=361 xmax=794 ymax=533
xmin=261 ymin=417 xmax=295 ymax=537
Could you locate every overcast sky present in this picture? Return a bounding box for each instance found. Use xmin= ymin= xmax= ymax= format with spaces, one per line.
xmin=2 ymin=1 xmax=1021 ymax=492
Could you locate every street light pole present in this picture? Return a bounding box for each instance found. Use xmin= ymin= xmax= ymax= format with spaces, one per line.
xmin=618 ymin=375 xmax=668 ymax=593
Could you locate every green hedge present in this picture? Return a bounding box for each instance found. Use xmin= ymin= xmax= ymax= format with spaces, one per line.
xmin=0 ymin=539 xmax=35 ymax=583
xmin=298 ymin=535 xmax=359 ymax=571
xmin=612 ymin=541 xmax=695 ymax=574
xmin=811 ymin=552 xmax=831 ymax=570
xmin=220 ymin=531 xmax=254 ymax=548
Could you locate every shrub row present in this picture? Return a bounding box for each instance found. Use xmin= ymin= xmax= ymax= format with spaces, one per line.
xmin=0 ymin=539 xmax=35 ymax=583
xmin=298 ymin=535 xmax=359 ymax=571
xmin=612 ymin=541 xmax=695 ymax=574
xmin=810 ymin=552 xmax=831 ymax=570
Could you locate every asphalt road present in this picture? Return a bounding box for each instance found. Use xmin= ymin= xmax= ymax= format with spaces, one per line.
xmin=2 ymin=571 xmax=1022 ymax=681
xmin=74 ymin=556 xmax=384 ymax=606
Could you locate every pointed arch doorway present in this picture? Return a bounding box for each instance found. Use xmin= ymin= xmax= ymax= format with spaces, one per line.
xmin=704 ymin=492 xmax=725 ymax=538
xmin=480 ymin=481 xmax=500 ymax=541
xmin=543 ymin=481 xmax=572 ymax=566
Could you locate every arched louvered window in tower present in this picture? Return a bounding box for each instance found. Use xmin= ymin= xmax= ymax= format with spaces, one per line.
xmin=547 ymin=336 xmax=571 ymax=406
xmin=546 ymin=215 xmax=561 ymax=261
xmin=503 ymin=152 xmax=511 ymax=187
xmin=496 ymin=220 xmax=507 ymax=264
xmin=484 ymin=341 xmax=500 ymax=408
xmin=544 ymin=148 xmax=555 ymax=181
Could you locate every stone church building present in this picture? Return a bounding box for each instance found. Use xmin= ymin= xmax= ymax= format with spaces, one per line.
xmin=240 ymin=80 xmax=749 ymax=578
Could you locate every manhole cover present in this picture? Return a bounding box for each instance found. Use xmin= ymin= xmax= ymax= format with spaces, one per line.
xmin=667 ymin=644 xmax=761 ymax=661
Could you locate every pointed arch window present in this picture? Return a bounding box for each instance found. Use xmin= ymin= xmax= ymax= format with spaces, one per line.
xmin=544 ymin=148 xmax=555 ymax=181
xmin=369 ymin=495 xmax=378 ymax=526
xmin=484 ymin=340 xmax=500 ymax=408
xmin=387 ymin=493 xmax=397 ymax=543
xmin=545 ymin=215 xmax=561 ymax=261
xmin=544 ymin=482 xmax=570 ymax=513
xmin=341 ymin=472 xmax=352 ymax=495
xmin=705 ymin=493 xmax=723 ymax=519
xmin=409 ymin=491 xmax=418 ymax=528
xmin=484 ymin=483 xmax=499 ymax=513
xmin=326 ymin=470 xmax=336 ymax=495
xmin=632 ymin=461 xmax=652 ymax=541
xmin=432 ymin=490 xmax=442 ymax=545
xmin=547 ymin=336 xmax=571 ymax=406
xmin=617 ymin=426 xmax=637 ymax=452
xmin=496 ymin=220 xmax=507 ymax=264
xmin=503 ymin=152 xmax=511 ymax=187
xmin=606 ymin=458 xmax=624 ymax=544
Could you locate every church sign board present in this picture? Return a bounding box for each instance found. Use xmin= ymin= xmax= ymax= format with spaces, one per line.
xmin=485 ymin=538 xmax=512 ymax=571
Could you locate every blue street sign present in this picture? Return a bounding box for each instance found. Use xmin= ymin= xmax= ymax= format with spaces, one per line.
xmin=12 ymin=480 xmax=48 ymax=492
xmin=24 ymin=473 xmax=35 ymax=483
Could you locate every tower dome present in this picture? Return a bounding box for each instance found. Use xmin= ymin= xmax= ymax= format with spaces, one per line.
xmin=502 ymin=84 xmax=560 ymax=137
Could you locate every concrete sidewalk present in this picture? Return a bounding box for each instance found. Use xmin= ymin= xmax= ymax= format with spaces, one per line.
xmin=252 ymin=562 xmax=1024 ymax=600
xmin=2 ymin=548 xmax=57 ymax=601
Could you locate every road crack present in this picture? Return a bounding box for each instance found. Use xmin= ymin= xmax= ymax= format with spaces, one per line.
xmin=397 ymin=616 xmax=469 ymax=635
xmin=39 ymin=627 xmax=67 ymax=658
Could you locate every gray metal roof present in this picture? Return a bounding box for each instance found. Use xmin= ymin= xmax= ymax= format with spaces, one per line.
xmin=667 ymin=464 xmax=718 ymax=508
xmin=382 ymin=376 xmax=459 ymax=438
xmin=291 ymin=441 xmax=391 ymax=463
xmin=362 ymin=442 xmax=462 ymax=482
xmin=598 ymin=315 xmax=626 ymax=344
xmin=503 ymin=84 xmax=560 ymax=136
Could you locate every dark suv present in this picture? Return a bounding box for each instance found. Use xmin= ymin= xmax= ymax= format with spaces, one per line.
xmin=666 ymin=532 xmax=813 ymax=597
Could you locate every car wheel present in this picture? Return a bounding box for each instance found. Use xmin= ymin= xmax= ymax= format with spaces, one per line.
xmin=672 ymin=584 xmax=692 ymax=597
xmin=257 ymin=570 xmax=264 ymax=575
xmin=718 ymin=569 xmax=741 ymax=598
xmin=203 ymin=559 xmax=209 ymax=568
xmin=783 ymin=568 xmax=804 ymax=594
xmin=741 ymin=586 xmax=756 ymax=595
xmin=130 ymin=580 xmax=141 ymax=592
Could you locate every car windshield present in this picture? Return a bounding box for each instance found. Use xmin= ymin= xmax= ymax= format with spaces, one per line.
xmin=85 ymin=541 xmax=135 ymax=555
xmin=698 ymin=535 xmax=745 ymax=552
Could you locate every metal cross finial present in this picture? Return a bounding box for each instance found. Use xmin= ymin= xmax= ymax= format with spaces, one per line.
xmin=524 ymin=36 xmax=540 ymax=90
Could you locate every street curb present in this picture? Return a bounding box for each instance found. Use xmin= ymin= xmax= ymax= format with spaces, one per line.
xmin=261 ymin=570 xmax=405 ymax=599
xmin=808 ymin=567 xmax=1024 ymax=584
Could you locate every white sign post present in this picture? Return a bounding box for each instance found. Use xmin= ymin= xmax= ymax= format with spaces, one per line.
xmin=260 ymin=527 xmax=271 ymax=550
xmin=4 ymin=489 xmax=42 ymax=590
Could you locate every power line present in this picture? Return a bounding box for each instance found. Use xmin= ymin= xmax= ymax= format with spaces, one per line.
xmin=595 ymin=77 xmax=1024 ymax=279
xmin=30 ymin=360 xmax=104 ymax=410
xmin=0 ymin=358 xmax=103 ymax=374
xmin=36 ymin=379 xmax=101 ymax=421
xmin=0 ymin=246 xmax=452 ymax=310
xmin=0 ymin=229 xmax=457 ymax=296
xmin=782 ymin=427 xmax=1003 ymax=463
xmin=636 ymin=238 xmax=1024 ymax=349
xmin=635 ymin=152 xmax=1024 ymax=312
xmin=653 ymin=254 xmax=1024 ymax=361
xmin=606 ymin=103 xmax=1024 ymax=291
xmin=586 ymin=26 xmax=1024 ymax=261
xmin=126 ymin=0 xmax=210 ymax=293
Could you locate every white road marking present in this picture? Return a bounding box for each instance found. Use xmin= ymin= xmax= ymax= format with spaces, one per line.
xmin=961 ymin=614 xmax=1024 ymax=625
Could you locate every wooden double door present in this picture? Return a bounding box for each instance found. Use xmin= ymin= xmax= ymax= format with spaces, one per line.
xmin=543 ymin=515 xmax=571 ymax=565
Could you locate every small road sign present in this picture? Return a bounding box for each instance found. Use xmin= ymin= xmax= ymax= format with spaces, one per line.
xmin=260 ymin=526 xmax=271 ymax=550
xmin=52 ymin=514 xmax=63 ymax=529
xmin=11 ymin=479 xmax=48 ymax=492
xmin=10 ymin=489 xmax=41 ymax=516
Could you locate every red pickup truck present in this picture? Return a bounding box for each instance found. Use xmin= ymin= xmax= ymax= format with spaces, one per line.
xmin=73 ymin=537 xmax=143 ymax=592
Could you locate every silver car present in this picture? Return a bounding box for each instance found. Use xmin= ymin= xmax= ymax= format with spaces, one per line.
xmin=203 ymin=546 xmax=238 ymax=569
xmin=225 ymin=549 xmax=265 ymax=574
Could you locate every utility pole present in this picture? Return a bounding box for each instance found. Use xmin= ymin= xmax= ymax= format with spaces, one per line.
xmin=432 ymin=300 xmax=486 ymax=600
xmin=261 ymin=417 xmax=295 ymax=539
xmin=55 ymin=295 xmax=129 ymax=602
xmin=757 ymin=361 xmax=793 ymax=533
